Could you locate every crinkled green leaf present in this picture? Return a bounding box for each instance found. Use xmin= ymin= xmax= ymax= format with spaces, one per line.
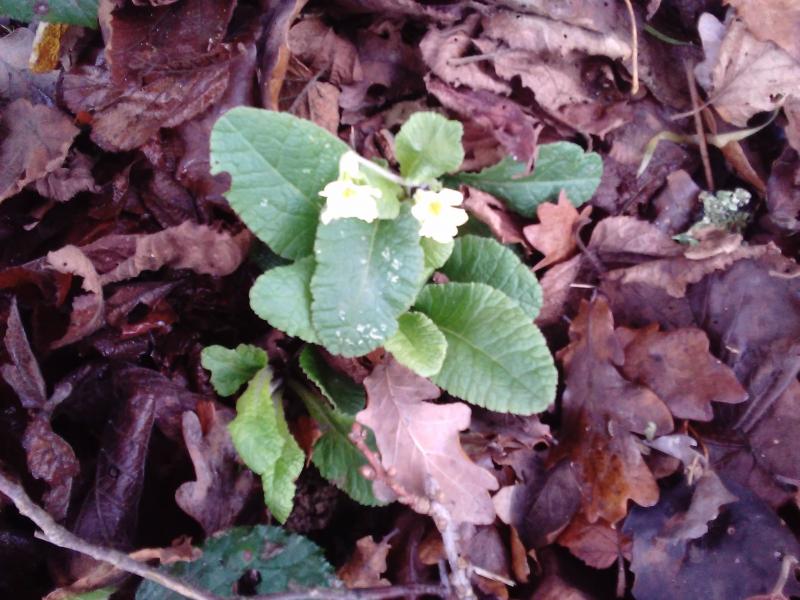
xmin=421 ymin=237 xmax=454 ymax=272
xmin=395 ymin=112 xmax=464 ymax=184
xmin=311 ymin=208 xmax=424 ymax=357
xmin=384 ymin=312 xmax=447 ymax=377
xmin=292 ymin=381 xmax=381 ymax=506
xmin=136 ymin=525 xmax=336 ymax=599
xmin=250 ymin=256 xmax=318 ymax=343
xmin=210 ymin=108 xmax=348 ymax=259
xmin=228 ymin=368 xmax=303 ymax=523
xmin=415 ymin=282 xmax=556 ymax=415
xmin=299 ymin=346 xmax=365 ymax=415
xmin=201 ymin=344 xmax=267 ymax=397
xmin=441 ymin=235 xmax=542 ymax=319
xmin=448 ymin=143 xmax=602 ymax=217
xmin=0 ymin=0 xmax=98 ymax=27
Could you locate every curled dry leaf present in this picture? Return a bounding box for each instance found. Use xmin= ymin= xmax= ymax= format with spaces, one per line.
xmin=552 ymin=297 xmax=673 ymax=524
xmin=1 ymin=298 xmax=47 ymax=410
xmin=175 ymin=408 xmax=254 ymax=535
xmin=0 ymin=99 xmax=79 ymax=203
xmin=46 ymin=245 xmax=104 ymax=349
xmin=337 ymin=535 xmax=391 ymax=588
xmin=80 ymin=221 xmax=251 ymax=285
xmin=463 ymin=187 xmax=528 ymax=247
xmin=524 ymin=191 xmax=591 ymax=271
xmin=357 ymin=358 xmax=498 ymax=525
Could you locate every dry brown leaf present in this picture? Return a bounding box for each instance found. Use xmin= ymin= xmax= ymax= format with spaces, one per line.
xmin=725 ymin=0 xmax=800 ymax=62
xmin=557 ymin=514 xmax=631 ymax=569
xmin=46 ymin=245 xmax=104 ymax=349
xmin=0 ymin=27 xmax=59 ymax=102
xmin=357 ymin=358 xmax=498 ymax=525
xmin=463 ymin=187 xmax=528 ymax=247
xmin=535 ymin=255 xmax=583 ymax=327
xmin=695 ymin=12 xmax=800 ymax=127
xmin=553 ymin=298 xmax=673 ymax=524
xmin=175 ymin=409 xmax=253 ymax=535
xmin=524 ymin=191 xmax=591 ymax=271
xmin=617 ymin=325 xmax=747 ymax=421
xmin=80 ymin=221 xmax=251 ymax=285
xmin=337 ymin=536 xmax=391 ymax=588
xmin=420 ymin=14 xmax=510 ymax=96
xmin=0 ymin=99 xmax=78 ymax=202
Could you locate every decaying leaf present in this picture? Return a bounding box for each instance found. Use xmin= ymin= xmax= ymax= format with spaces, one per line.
xmin=617 ymin=325 xmax=747 ymax=421
xmin=695 ymin=12 xmax=800 ymax=127
xmin=524 ymin=191 xmax=591 ymax=271
xmin=175 ymin=408 xmax=254 ymax=535
xmin=0 ymin=99 xmax=79 ymax=202
xmin=357 ymin=358 xmax=498 ymax=525
xmin=337 ymin=536 xmax=391 ymax=588
xmin=552 ymin=298 xmax=673 ymax=524
xmin=558 ymin=514 xmax=631 ymax=569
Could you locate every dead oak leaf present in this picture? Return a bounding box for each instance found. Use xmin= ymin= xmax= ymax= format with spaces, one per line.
xmin=0 ymin=99 xmax=78 ymax=203
xmin=617 ymin=325 xmax=747 ymax=421
xmin=724 ymin=0 xmax=800 ymax=62
xmin=553 ymin=298 xmax=673 ymax=524
xmin=524 ymin=191 xmax=591 ymax=271
xmin=337 ymin=536 xmax=391 ymax=588
xmin=557 ymin=514 xmax=632 ymax=569
xmin=357 ymin=358 xmax=498 ymax=525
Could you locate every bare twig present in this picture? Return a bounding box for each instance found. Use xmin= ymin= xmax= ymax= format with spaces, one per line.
xmin=771 ymin=555 xmax=798 ymax=596
xmin=621 ymin=0 xmax=639 ymax=94
xmin=0 ymin=471 xmax=444 ymax=600
xmin=684 ymin=61 xmax=714 ymax=191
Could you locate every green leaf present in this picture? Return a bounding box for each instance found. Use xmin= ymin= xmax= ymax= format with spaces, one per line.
xmin=136 ymin=525 xmax=336 ymax=599
xmin=421 ymin=237 xmax=454 ymax=272
xmin=210 ymin=108 xmax=349 ymax=259
xmin=66 ymin=589 xmax=115 ymax=600
xmin=448 ymin=142 xmax=602 ymax=217
xmin=201 ymin=344 xmax=267 ymax=397
xmin=250 ymin=256 xmax=318 ymax=343
xmin=362 ymin=159 xmax=401 ymax=220
xmin=310 ymin=208 xmax=424 ymax=357
xmin=415 ymin=282 xmax=557 ymax=415
xmin=384 ymin=312 xmax=446 ymax=377
xmin=395 ymin=112 xmax=464 ymax=183
xmin=228 ymin=368 xmax=304 ymax=523
xmin=441 ymin=235 xmax=542 ymax=319
xmin=291 ymin=381 xmax=380 ymax=506
xmin=299 ymin=346 xmax=365 ymax=415
xmin=0 ymin=0 xmax=98 ymax=27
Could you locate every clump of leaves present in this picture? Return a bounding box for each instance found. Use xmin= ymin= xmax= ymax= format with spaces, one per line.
xmin=203 ymin=107 xmax=596 ymax=521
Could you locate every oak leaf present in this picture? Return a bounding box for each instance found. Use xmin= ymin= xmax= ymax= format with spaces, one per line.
xmin=524 ymin=191 xmax=591 ymax=270
xmin=357 ymin=358 xmax=498 ymax=525
xmin=337 ymin=536 xmax=391 ymax=588
xmin=553 ymin=298 xmax=673 ymax=524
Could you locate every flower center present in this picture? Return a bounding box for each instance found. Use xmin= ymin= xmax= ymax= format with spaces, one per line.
xmin=429 ymin=200 xmax=443 ymax=216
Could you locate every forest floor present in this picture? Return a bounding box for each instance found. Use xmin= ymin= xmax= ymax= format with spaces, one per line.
xmin=2 ymin=1 xmax=800 ymax=599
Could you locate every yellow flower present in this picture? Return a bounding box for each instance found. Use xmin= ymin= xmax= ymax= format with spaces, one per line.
xmin=411 ymin=188 xmax=468 ymax=243
xmin=338 ymin=151 xmax=363 ymax=182
xmin=319 ymin=179 xmax=380 ymax=224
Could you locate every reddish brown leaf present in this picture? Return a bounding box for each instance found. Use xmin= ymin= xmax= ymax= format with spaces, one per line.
xmin=553 ymin=298 xmax=673 ymax=524
xmin=617 ymin=325 xmax=747 ymax=421
xmin=1 ymin=298 xmax=46 ymax=410
xmin=357 ymin=358 xmax=498 ymax=525
xmin=463 ymin=187 xmax=528 ymax=247
xmin=337 ymin=536 xmax=391 ymax=588
xmin=524 ymin=191 xmax=591 ymax=271
xmin=0 ymin=99 xmax=78 ymax=202
xmin=558 ymin=514 xmax=631 ymax=569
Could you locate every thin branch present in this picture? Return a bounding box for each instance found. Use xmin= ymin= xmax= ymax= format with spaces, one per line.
xmin=684 ymin=60 xmax=714 ymax=191
xmin=0 ymin=471 xmax=444 ymax=600
xmin=621 ymin=0 xmax=639 ymax=95
xmin=0 ymin=471 xmax=224 ymax=600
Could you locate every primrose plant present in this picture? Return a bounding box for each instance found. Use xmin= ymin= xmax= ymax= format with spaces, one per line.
xmin=201 ymin=108 xmax=558 ymax=520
